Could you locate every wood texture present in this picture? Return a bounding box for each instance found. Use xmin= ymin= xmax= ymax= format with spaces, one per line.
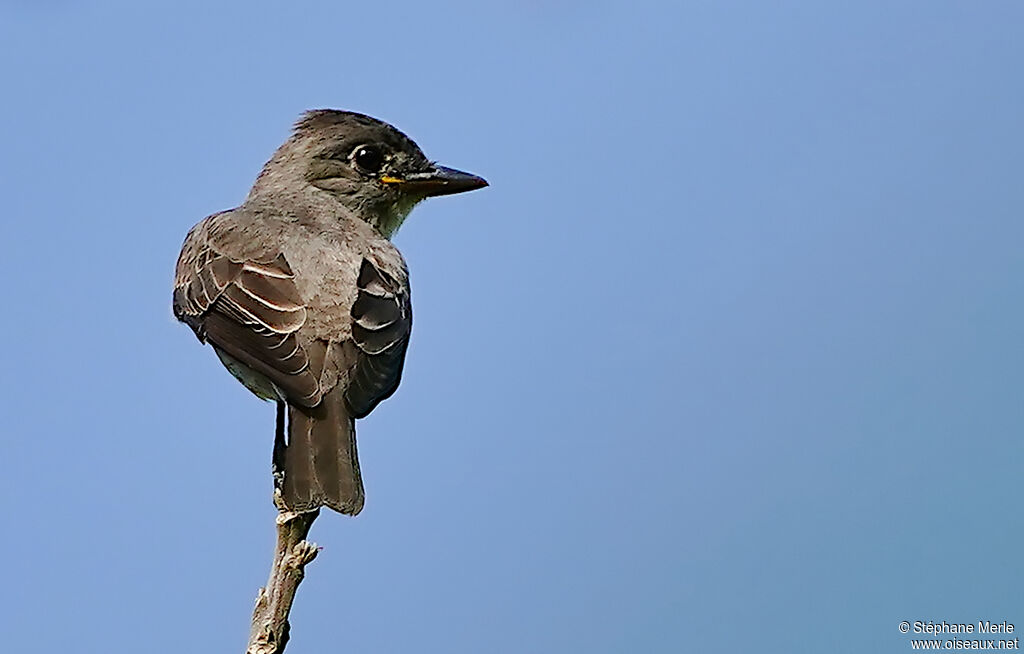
xmin=246 ymin=509 xmax=320 ymax=654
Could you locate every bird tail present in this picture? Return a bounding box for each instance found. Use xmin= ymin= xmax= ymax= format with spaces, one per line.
xmin=283 ymin=389 xmax=364 ymax=515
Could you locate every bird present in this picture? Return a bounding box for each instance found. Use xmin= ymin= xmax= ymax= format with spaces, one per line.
xmin=173 ymin=110 xmax=487 ymax=515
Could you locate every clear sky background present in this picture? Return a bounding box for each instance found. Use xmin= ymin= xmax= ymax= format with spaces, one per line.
xmin=1 ymin=2 xmax=1022 ymax=652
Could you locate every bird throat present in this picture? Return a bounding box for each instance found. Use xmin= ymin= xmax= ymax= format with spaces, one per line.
xmin=371 ymin=194 xmax=423 ymax=239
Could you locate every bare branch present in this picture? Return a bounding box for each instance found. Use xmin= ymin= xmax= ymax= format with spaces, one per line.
xmin=247 ymin=508 xmax=320 ymax=654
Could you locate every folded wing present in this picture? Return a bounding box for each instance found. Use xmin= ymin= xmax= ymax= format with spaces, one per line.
xmin=345 ymin=258 xmax=412 ymax=418
xmin=173 ymin=224 xmax=321 ymax=407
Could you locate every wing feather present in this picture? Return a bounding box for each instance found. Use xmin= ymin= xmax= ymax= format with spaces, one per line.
xmin=344 ymin=258 xmax=412 ymax=418
xmin=173 ymin=218 xmax=321 ymax=407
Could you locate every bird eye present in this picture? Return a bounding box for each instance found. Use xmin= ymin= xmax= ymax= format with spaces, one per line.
xmin=352 ymin=145 xmax=384 ymax=173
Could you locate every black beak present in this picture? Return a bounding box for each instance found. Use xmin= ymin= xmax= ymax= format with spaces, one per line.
xmin=383 ymin=165 xmax=488 ymax=197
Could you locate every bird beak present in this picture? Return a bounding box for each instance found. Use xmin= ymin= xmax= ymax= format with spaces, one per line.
xmin=381 ymin=165 xmax=488 ymax=197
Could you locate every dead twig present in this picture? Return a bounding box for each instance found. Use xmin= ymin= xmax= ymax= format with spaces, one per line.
xmin=246 ymin=508 xmax=320 ymax=654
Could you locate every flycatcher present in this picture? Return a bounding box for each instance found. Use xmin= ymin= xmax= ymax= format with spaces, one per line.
xmin=173 ymin=110 xmax=487 ymax=514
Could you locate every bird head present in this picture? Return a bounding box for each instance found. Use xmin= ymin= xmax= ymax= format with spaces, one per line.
xmin=250 ymin=109 xmax=487 ymax=237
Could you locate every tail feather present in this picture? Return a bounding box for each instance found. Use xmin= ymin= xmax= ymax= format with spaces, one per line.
xmin=283 ymin=390 xmax=364 ymax=515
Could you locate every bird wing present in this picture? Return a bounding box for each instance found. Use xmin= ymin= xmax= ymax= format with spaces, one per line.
xmin=173 ymin=214 xmax=322 ymax=407
xmin=343 ymin=257 xmax=413 ymax=418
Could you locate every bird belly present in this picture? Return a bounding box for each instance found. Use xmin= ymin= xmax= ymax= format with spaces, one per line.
xmin=214 ymin=347 xmax=283 ymax=402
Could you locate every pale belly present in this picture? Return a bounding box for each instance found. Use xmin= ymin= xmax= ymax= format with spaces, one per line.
xmin=214 ymin=347 xmax=283 ymax=402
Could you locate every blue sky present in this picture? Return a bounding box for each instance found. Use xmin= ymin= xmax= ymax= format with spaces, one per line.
xmin=1 ymin=2 xmax=1022 ymax=652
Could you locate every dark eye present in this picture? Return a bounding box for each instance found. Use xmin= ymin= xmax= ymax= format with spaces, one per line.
xmin=352 ymin=145 xmax=384 ymax=173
